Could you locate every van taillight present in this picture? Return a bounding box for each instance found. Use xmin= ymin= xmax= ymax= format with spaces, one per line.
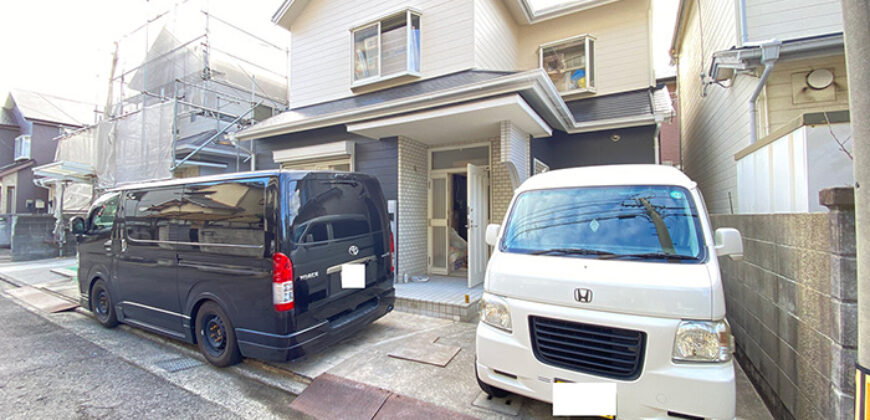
xmin=389 ymin=232 xmax=395 ymax=273
xmin=272 ymin=252 xmax=294 ymax=311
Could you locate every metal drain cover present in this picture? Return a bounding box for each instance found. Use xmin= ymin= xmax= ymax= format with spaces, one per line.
xmin=155 ymin=357 xmax=203 ymax=373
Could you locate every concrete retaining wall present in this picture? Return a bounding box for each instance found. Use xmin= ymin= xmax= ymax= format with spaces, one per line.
xmin=0 ymin=215 xmax=11 ymax=247
xmin=712 ymin=187 xmax=856 ymax=420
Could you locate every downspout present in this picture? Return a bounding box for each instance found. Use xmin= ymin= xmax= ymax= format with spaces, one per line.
xmin=749 ymin=40 xmax=781 ymax=144
xmin=737 ymin=0 xmax=749 ymax=46
xmin=653 ymin=122 xmax=662 ymax=164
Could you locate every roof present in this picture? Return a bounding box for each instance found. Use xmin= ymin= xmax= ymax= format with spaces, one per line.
xmin=239 ymin=69 xmax=673 ymax=140
xmin=107 ymin=169 xmax=372 ymax=191
xmin=6 ymin=89 xmax=96 ymax=127
xmin=517 ymin=164 xmax=695 ymax=193
xmin=0 ymin=159 xmax=35 ymax=178
xmin=567 ymin=89 xmax=652 ymax=123
xmin=244 ymin=70 xmax=514 ymax=136
xmin=175 ymin=130 xmax=242 ymax=158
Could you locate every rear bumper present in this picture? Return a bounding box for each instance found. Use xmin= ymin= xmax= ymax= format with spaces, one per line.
xmin=235 ymin=288 xmax=395 ymax=362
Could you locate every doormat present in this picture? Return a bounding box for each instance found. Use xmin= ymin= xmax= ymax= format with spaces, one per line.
xmin=6 ymin=286 xmax=78 ymax=313
xmin=387 ymin=336 xmax=460 ymax=367
xmin=290 ymin=373 xmax=476 ymax=420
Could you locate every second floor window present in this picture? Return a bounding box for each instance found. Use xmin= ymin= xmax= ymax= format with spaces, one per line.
xmin=352 ymin=9 xmax=421 ymax=85
xmin=540 ymin=35 xmax=596 ymax=95
xmin=14 ymin=135 xmax=31 ymax=161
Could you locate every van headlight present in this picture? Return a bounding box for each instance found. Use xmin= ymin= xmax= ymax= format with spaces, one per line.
xmin=480 ymin=294 xmax=512 ymax=332
xmin=672 ymin=320 xmax=733 ymax=362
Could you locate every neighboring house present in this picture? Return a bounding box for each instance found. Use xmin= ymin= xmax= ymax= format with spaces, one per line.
xmin=0 ymin=89 xmax=95 ymax=215
xmin=657 ymin=75 xmax=681 ymax=167
xmin=238 ymin=0 xmax=672 ymax=288
xmin=671 ymin=0 xmax=851 ymax=214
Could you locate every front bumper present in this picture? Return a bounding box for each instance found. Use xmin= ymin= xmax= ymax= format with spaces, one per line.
xmin=235 ymin=289 xmax=395 ymax=362
xmin=476 ymin=296 xmax=735 ymax=419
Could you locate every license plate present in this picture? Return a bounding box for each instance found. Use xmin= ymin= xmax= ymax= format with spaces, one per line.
xmin=340 ymin=263 xmax=365 ymax=289
xmin=552 ymin=382 xmax=616 ymax=417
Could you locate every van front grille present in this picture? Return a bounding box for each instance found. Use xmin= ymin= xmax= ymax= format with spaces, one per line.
xmin=528 ymin=316 xmax=646 ymax=380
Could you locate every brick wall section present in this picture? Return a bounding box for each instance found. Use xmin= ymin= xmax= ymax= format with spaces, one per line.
xmin=397 ymin=137 xmax=428 ymax=279
xmin=712 ymin=188 xmax=856 ymax=420
xmin=499 ymin=121 xmax=530 ymax=188
xmin=490 ymin=136 xmax=514 ymax=225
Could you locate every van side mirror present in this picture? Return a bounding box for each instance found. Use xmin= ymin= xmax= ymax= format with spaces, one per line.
xmin=485 ymin=224 xmax=500 ymax=247
xmin=714 ymin=228 xmax=743 ymax=261
xmin=71 ymin=217 xmax=87 ymax=235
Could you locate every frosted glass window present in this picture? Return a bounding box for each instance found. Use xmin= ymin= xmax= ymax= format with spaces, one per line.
xmin=432 ymin=226 xmax=447 ymax=268
xmin=432 ymin=178 xmax=446 ymax=219
xmin=431 ymin=146 xmax=488 ymax=170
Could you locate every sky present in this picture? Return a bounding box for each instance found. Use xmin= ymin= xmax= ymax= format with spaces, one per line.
xmin=0 ymin=0 xmax=679 ymax=107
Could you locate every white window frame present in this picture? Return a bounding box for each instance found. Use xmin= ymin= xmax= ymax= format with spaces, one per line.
xmin=14 ymin=135 xmax=31 ymax=161
xmin=350 ymin=8 xmax=422 ymax=88
xmin=539 ymin=34 xmax=596 ymax=96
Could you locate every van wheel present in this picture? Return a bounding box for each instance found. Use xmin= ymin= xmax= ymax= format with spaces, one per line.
xmin=195 ymin=302 xmax=242 ymax=367
xmin=475 ymin=363 xmax=510 ymax=398
xmin=90 ymin=279 xmax=118 ymax=328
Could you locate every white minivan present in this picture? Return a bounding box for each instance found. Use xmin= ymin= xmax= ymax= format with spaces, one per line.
xmin=475 ymin=165 xmax=743 ymax=419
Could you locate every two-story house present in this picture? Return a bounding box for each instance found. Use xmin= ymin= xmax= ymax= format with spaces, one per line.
xmin=238 ymin=0 xmax=672 ymax=293
xmin=0 ymin=89 xmax=95 ymax=215
xmin=671 ymin=0 xmax=850 ymax=214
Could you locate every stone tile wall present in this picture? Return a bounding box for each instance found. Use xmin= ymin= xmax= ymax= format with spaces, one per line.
xmin=396 ymin=137 xmax=428 ymax=280
xmin=712 ymin=188 xmax=856 ymax=420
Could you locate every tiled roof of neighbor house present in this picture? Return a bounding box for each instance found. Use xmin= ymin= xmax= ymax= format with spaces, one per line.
xmin=7 ymin=89 xmax=97 ymax=127
xmin=0 ymin=107 xmax=17 ymax=127
xmin=0 ymin=159 xmax=35 ymax=177
xmin=566 ymin=88 xmax=653 ymax=123
xmin=250 ymin=70 xmax=515 ymax=134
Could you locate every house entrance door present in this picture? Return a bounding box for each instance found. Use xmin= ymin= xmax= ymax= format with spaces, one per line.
xmin=467 ymin=163 xmax=488 ymax=287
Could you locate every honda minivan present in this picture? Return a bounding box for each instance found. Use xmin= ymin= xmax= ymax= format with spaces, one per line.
xmin=475 ymin=165 xmax=743 ymax=419
xmin=73 ymin=170 xmax=395 ymax=367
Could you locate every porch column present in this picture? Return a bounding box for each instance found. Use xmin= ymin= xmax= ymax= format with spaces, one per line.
xmin=396 ymin=136 xmax=428 ymax=280
xmin=499 ymin=121 xmax=530 ymax=189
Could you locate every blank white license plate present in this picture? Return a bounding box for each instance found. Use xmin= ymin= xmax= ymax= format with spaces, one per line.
xmin=340 ymin=263 xmax=365 ymax=289
xmin=552 ymin=382 xmax=616 ymax=417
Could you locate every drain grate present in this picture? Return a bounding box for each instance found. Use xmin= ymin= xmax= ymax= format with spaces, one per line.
xmin=155 ymin=357 xmax=203 ymax=373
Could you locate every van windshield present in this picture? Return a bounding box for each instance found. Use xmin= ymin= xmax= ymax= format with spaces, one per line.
xmin=500 ymin=185 xmax=707 ymax=263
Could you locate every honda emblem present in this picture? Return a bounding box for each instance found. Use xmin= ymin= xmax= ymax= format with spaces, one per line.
xmin=574 ymin=288 xmax=593 ymax=303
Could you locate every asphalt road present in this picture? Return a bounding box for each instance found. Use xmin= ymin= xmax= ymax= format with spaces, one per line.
xmin=0 ymin=284 xmax=301 ymax=419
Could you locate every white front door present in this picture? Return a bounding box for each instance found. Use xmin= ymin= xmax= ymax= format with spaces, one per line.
xmin=467 ymin=163 xmax=488 ymax=287
xmin=428 ymin=174 xmax=450 ymax=275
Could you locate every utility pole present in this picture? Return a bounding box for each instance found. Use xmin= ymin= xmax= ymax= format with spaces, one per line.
xmin=842 ymin=0 xmax=869 ymax=418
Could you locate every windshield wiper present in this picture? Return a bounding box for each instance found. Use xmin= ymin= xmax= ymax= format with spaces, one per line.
xmin=530 ymin=248 xmax=615 ymax=256
xmin=599 ymin=252 xmax=697 ymax=261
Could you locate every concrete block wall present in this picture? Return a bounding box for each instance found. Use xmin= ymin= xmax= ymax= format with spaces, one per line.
xmin=9 ymin=215 xmax=72 ymax=261
xmin=0 ymin=215 xmax=11 ymax=247
xmin=712 ymin=187 xmax=856 ymax=420
xmin=397 ymin=137 xmax=428 ymax=279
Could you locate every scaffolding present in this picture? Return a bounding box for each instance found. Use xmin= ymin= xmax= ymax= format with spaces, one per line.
xmin=48 ymin=1 xmax=288 ymax=192
xmin=37 ymin=1 xmax=289 ymax=242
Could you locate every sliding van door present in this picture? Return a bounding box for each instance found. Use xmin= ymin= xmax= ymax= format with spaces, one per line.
xmin=117 ymin=187 xmax=184 ymax=336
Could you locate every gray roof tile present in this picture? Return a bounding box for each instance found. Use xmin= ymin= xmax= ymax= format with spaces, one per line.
xmin=566 ymin=89 xmax=653 ymax=123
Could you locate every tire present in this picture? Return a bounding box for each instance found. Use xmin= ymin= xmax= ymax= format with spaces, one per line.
xmin=90 ymin=279 xmax=119 ymax=328
xmin=195 ymin=301 xmax=242 ymax=367
xmin=475 ymin=362 xmax=510 ymax=398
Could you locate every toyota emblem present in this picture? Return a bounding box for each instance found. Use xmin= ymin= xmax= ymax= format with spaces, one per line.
xmin=348 ymin=245 xmax=359 ymax=256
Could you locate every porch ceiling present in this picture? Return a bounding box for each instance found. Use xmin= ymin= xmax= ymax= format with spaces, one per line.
xmin=346 ymin=94 xmax=552 ymax=145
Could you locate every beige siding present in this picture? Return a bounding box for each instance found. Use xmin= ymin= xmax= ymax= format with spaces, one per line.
xmin=289 ymin=0 xmax=475 ymax=108
xmin=677 ymin=0 xmax=755 ymax=214
xmin=473 ymin=0 xmax=519 ymax=71
xmin=762 ymin=56 xmax=850 ymax=132
xmin=745 ymin=0 xmax=843 ymax=43
xmin=516 ymin=0 xmax=653 ymax=96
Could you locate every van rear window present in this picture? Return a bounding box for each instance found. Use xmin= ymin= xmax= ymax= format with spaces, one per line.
xmin=500 ymin=185 xmax=706 ymax=263
xmin=289 ymin=176 xmax=387 ymax=245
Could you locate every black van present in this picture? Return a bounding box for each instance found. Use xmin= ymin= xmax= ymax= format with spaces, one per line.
xmin=72 ymin=170 xmax=395 ymax=366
